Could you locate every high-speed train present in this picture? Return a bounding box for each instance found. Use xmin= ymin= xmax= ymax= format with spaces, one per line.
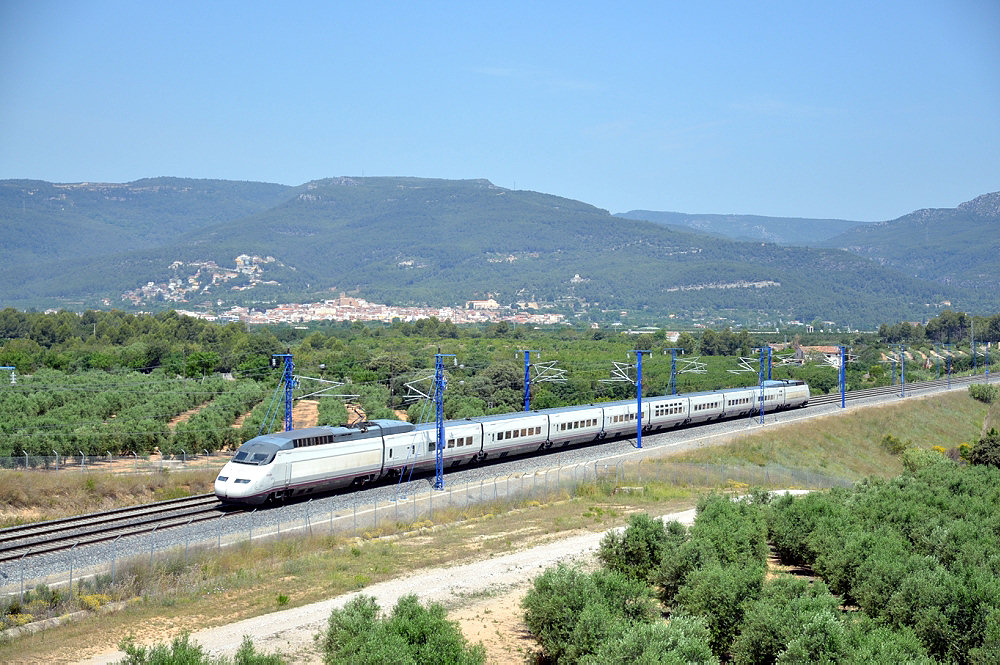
xmin=214 ymin=379 xmax=809 ymax=504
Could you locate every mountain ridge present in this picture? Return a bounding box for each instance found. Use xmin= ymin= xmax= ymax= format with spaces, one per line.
xmin=0 ymin=176 xmax=988 ymax=326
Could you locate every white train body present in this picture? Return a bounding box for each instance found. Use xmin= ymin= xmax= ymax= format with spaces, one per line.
xmin=216 ymin=379 xmax=809 ymax=504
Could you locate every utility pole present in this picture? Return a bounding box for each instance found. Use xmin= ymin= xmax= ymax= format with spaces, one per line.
xmin=839 ymin=346 xmax=847 ymax=409
xmin=520 ymin=350 xmax=540 ymax=411
xmin=433 ymin=352 xmax=456 ymax=490
xmin=972 ymin=320 xmax=977 ymax=376
xmin=664 ymin=348 xmax=684 ymax=395
xmin=944 ymin=343 xmax=952 ymax=388
xmin=270 ymin=353 xmax=296 ymax=431
xmin=634 ymin=350 xmax=651 ymax=449
xmin=753 ymin=347 xmax=772 ymax=424
xmin=889 ymin=344 xmax=905 ymax=398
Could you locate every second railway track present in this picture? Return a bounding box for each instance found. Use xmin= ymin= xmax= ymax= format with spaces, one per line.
xmin=0 ymin=494 xmax=239 ymax=564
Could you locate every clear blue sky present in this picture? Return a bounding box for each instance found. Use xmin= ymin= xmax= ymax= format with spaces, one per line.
xmin=2 ymin=1 xmax=998 ymax=220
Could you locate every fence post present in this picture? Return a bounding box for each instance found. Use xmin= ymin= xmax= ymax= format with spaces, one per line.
xmin=19 ymin=552 xmax=26 ymax=602
xmin=68 ymin=542 xmax=79 ymax=597
xmin=150 ymin=526 xmax=159 ymax=570
xmin=112 ymin=535 xmax=122 ymax=582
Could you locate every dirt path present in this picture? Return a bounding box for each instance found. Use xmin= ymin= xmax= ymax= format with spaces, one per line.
xmin=81 ymin=507 xmax=703 ymax=664
xmin=293 ymin=399 xmax=320 ymax=429
xmin=167 ymin=401 xmax=212 ymax=430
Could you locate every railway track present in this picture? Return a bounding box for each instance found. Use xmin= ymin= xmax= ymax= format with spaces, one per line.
xmin=0 ymin=493 xmax=237 ymax=564
xmin=807 ymin=372 xmax=989 ymax=407
xmin=3 ymin=372 xmax=993 ymax=565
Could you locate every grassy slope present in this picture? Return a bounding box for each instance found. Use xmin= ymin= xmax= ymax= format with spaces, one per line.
xmin=0 ymin=469 xmax=219 ymax=527
xmin=672 ymin=390 xmax=998 ymax=480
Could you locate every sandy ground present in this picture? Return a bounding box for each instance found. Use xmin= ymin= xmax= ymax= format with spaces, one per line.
xmin=80 ymin=507 xmax=702 ymax=664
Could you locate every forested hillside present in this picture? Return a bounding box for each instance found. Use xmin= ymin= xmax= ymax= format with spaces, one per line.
xmin=616 ymin=209 xmax=867 ymax=245
xmin=824 ymin=191 xmax=1000 ymax=290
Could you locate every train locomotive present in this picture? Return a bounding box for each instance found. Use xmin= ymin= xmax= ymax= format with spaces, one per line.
xmin=214 ymin=379 xmax=809 ymax=504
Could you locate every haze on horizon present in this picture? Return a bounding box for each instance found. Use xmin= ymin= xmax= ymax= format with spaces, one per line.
xmin=1 ymin=1 xmax=998 ymax=221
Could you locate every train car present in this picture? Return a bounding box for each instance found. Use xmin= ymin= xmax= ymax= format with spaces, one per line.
xmin=545 ymin=403 xmax=605 ymax=447
xmin=646 ymin=395 xmax=689 ymax=430
xmin=687 ymin=391 xmax=727 ymax=424
xmin=721 ymin=388 xmax=757 ymax=418
xmin=479 ymin=412 xmax=549 ymax=458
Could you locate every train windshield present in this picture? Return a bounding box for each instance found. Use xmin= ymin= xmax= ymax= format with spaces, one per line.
xmin=232 ymin=441 xmax=279 ymax=465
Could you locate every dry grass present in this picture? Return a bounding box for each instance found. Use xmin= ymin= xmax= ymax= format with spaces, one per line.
xmin=672 ymin=391 xmax=995 ymax=479
xmin=0 ymin=481 xmax=702 ymax=663
xmin=0 ymin=468 xmax=218 ymax=527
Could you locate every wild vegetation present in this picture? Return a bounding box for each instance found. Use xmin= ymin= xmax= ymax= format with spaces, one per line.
xmin=525 ymin=454 xmax=1000 ymax=664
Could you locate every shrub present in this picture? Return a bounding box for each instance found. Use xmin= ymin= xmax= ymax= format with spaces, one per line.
xmin=902 ymin=446 xmax=952 ymax=472
xmin=881 ymin=433 xmax=909 ymax=454
xmin=320 ymin=594 xmax=484 ymax=665
xmin=598 ymin=513 xmax=682 ymax=583
xmin=673 ymin=562 xmax=766 ymax=657
xmin=521 ymin=564 xmax=657 ymax=662
xmin=581 ymin=614 xmax=718 ymax=664
xmin=114 ymin=633 xmax=281 ymax=665
xmin=970 ymin=428 xmax=1000 ymax=468
xmin=730 ymin=576 xmax=840 ymax=664
xmin=969 ymin=383 xmax=998 ymax=404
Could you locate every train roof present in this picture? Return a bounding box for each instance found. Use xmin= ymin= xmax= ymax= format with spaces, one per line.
xmin=253 ymin=419 xmax=415 ymax=448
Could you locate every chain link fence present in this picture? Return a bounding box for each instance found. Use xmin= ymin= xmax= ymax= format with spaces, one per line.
xmin=0 ymin=451 xmax=230 ymax=473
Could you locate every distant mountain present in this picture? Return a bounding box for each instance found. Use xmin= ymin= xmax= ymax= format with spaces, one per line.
xmin=0 ymin=176 xmax=980 ymax=327
xmin=823 ymin=192 xmax=1000 ymax=290
xmin=616 ymin=210 xmax=868 ymax=245
xmin=0 ymin=177 xmax=292 ymax=266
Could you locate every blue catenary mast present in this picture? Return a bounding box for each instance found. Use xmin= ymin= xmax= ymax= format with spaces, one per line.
xmin=433 ymin=352 xmax=455 ymax=490
xmin=271 ymin=353 xmax=296 ymax=431
xmin=664 ymin=348 xmax=683 ymax=395
xmin=839 ymin=346 xmax=847 ymax=408
xmin=634 ymin=350 xmax=651 ymax=449
xmin=520 ymin=350 xmax=539 ymax=411
xmin=753 ymin=347 xmax=772 ymax=424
